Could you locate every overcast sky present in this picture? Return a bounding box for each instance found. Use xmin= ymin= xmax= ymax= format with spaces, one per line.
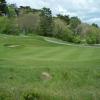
xmin=7 ymin=0 xmax=100 ymax=26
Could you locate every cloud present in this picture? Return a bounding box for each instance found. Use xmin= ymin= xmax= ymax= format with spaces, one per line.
xmin=6 ymin=0 xmax=100 ymax=26
xmin=86 ymin=17 xmax=100 ymax=25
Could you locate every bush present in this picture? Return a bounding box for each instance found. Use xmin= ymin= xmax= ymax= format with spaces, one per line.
xmin=55 ymin=27 xmax=74 ymax=42
xmin=86 ymin=36 xmax=96 ymax=44
xmin=0 ymin=17 xmax=19 ymax=35
xmin=24 ymin=92 xmax=40 ymax=100
xmin=0 ymin=91 xmax=13 ymax=100
xmin=73 ymin=35 xmax=81 ymax=44
xmin=86 ymin=27 xmax=100 ymax=44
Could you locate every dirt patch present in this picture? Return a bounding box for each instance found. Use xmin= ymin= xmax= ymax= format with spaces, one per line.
xmin=8 ymin=45 xmax=20 ymax=48
xmin=41 ymin=72 xmax=52 ymax=80
xmin=4 ymin=44 xmax=20 ymax=48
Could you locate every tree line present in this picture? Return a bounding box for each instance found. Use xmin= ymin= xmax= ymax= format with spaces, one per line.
xmin=0 ymin=1 xmax=100 ymax=44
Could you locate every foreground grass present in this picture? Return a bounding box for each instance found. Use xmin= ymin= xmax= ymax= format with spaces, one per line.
xmin=0 ymin=34 xmax=100 ymax=100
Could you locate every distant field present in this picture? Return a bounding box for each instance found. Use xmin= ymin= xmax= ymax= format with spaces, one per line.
xmin=0 ymin=34 xmax=100 ymax=100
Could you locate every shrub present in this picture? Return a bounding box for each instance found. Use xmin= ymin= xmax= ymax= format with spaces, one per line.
xmin=73 ymin=35 xmax=81 ymax=44
xmin=86 ymin=26 xmax=100 ymax=44
xmin=86 ymin=36 xmax=96 ymax=44
xmin=55 ymin=27 xmax=74 ymax=42
xmin=0 ymin=16 xmax=19 ymax=35
xmin=0 ymin=91 xmax=13 ymax=100
xmin=24 ymin=92 xmax=40 ymax=100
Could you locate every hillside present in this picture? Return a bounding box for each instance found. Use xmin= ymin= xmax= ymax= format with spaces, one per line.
xmin=0 ymin=34 xmax=100 ymax=100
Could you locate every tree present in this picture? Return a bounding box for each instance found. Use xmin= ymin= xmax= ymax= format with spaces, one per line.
xmin=17 ymin=13 xmax=40 ymax=34
xmin=40 ymin=7 xmax=53 ymax=36
xmin=57 ymin=27 xmax=74 ymax=42
xmin=70 ymin=16 xmax=81 ymax=33
xmin=8 ymin=4 xmax=17 ymax=17
xmin=19 ymin=6 xmax=33 ymax=15
xmin=92 ymin=23 xmax=99 ymax=28
xmin=0 ymin=16 xmax=19 ymax=35
xmin=0 ymin=0 xmax=9 ymax=16
xmin=86 ymin=26 xmax=100 ymax=44
xmin=57 ymin=14 xmax=70 ymax=25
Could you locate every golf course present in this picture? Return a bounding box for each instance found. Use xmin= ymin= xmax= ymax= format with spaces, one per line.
xmin=0 ymin=34 xmax=100 ymax=100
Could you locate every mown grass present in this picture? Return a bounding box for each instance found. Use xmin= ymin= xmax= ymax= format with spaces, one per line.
xmin=0 ymin=34 xmax=100 ymax=100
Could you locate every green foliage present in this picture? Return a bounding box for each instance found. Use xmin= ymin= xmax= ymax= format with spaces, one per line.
xmin=86 ymin=27 xmax=100 ymax=44
xmin=92 ymin=23 xmax=99 ymax=28
xmin=8 ymin=4 xmax=17 ymax=17
xmin=57 ymin=14 xmax=70 ymax=25
xmin=73 ymin=35 xmax=81 ymax=44
xmin=70 ymin=16 xmax=81 ymax=32
xmin=53 ymin=18 xmax=74 ymax=42
xmin=39 ymin=7 xmax=53 ymax=36
xmin=53 ymin=18 xmax=67 ymax=36
xmin=86 ymin=36 xmax=96 ymax=44
xmin=0 ymin=91 xmax=13 ymax=100
xmin=0 ymin=0 xmax=9 ymax=16
xmin=0 ymin=17 xmax=19 ymax=35
xmin=19 ymin=6 xmax=33 ymax=15
xmin=0 ymin=5 xmax=100 ymax=45
xmin=75 ymin=23 xmax=90 ymax=37
xmin=24 ymin=92 xmax=40 ymax=100
xmin=55 ymin=27 xmax=74 ymax=42
xmin=17 ymin=13 xmax=40 ymax=34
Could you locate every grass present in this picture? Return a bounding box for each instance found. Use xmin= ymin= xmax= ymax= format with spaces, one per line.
xmin=0 ymin=34 xmax=100 ymax=100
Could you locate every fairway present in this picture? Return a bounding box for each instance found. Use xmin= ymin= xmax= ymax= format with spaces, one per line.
xmin=0 ymin=34 xmax=100 ymax=100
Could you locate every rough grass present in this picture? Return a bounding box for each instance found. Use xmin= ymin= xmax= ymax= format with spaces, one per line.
xmin=0 ymin=34 xmax=100 ymax=100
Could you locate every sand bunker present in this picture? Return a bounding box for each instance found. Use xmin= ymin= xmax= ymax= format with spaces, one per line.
xmin=8 ymin=45 xmax=20 ymax=48
xmin=4 ymin=44 xmax=20 ymax=48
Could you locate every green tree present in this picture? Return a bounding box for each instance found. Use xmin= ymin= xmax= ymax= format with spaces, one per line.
xmin=0 ymin=16 xmax=19 ymax=35
xmin=19 ymin=6 xmax=33 ymax=15
xmin=39 ymin=7 xmax=53 ymax=36
xmin=92 ymin=23 xmax=99 ymax=28
xmin=17 ymin=13 xmax=40 ymax=34
xmin=55 ymin=27 xmax=74 ymax=42
xmin=8 ymin=4 xmax=17 ymax=17
xmin=57 ymin=14 xmax=70 ymax=25
xmin=0 ymin=0 xmax=9 ymax=16
xmin=70 ymin=16 xmax=81 ymax=33
xmin=86 ymin=26 xmax=100 ymax=44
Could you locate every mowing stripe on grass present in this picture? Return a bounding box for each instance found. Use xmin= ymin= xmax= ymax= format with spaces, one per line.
xmin=34 ymin=47 xmax=61 ymax=58
xmin=77 ymin=48 xmax=95 ymax=61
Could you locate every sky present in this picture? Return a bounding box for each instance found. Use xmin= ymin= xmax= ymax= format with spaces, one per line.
xmin=6 ymin=0 xmax=100 ymax=26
